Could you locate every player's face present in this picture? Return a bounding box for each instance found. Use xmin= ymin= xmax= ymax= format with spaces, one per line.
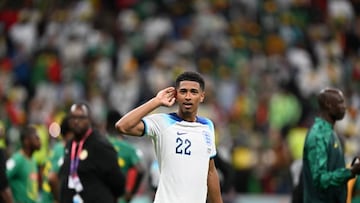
xmin=176 ymin=81 xmax=204 ymax=116
xmin=29 ymin=131 xmax=41 ymax=151
xmin=328 ymin=91 xmax=346 ymax=121
xmin=69 ymin=106 xmax=90 ymax=137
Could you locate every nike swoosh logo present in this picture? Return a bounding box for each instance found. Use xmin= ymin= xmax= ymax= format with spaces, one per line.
xmin=177 ymin=132 xmax=187 ymax=135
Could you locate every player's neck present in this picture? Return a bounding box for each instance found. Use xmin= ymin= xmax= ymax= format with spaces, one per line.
xmin=20 ymin=148 xmax=33 ymax=158
xmin=177 ymin=112 xmax=197 ymax=122
xmin=319 ymin=113 xmax=335 ymax=127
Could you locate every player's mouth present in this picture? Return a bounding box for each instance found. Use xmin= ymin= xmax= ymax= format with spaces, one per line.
xmin=183 ymin=103 xmax=193 ymax=108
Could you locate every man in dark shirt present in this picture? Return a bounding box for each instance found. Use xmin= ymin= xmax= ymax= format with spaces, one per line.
xmin=302 ymin=88 xmax=360 ymax=203
xmin=59 ymin=102 xmax=125 ymax=203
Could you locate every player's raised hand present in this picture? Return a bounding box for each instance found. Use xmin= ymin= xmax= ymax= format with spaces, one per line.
xmin=156 ymin=87 xmax=176 ymax=107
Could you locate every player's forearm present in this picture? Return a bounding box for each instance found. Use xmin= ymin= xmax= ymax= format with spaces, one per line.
xmin=115 ymin=97 xmax=161 ymax=134
xmin=207 ymin=160 xmax=223 ymax=203
xmin=207 ymin=171 xmax=223 ymax=203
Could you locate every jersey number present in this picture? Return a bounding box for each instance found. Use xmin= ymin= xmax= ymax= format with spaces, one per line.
xmin=175 ymin=137 xmax=191 ymax=155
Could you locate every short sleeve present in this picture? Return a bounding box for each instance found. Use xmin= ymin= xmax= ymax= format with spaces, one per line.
xmin=6 ymin=154 xmax=20 ymax=179
xmin=142 ymin=114 xmax=167 ymax=139
xmin=207 ymin=119 xmax=217 ymax=158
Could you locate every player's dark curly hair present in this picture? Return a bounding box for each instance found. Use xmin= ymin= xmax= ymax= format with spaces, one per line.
xmin=175 ymin=71 xmax=205 ymax=91
xmin=20 ymin=125 xmax=37 ymax=145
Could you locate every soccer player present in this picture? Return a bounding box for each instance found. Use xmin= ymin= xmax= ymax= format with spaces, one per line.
xmin=302 ymin=88 xmax=360 ymax=203
xmin=6 ymin=125 xmax=41 ymax=203
xmin=115 ymin=71 xmax=223 ymax=203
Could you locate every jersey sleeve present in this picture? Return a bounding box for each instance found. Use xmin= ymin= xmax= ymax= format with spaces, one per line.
xmin=207 ymin=119 xmax=217 ymax=158
xmin=6 ymin=154 xmax=20 ymax=179
xmin=142 ymin=113 xmax=167 ymax=139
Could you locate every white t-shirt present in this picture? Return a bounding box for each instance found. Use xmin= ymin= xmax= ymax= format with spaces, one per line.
xmin=142 ymin=112 xmax=217 ymax=203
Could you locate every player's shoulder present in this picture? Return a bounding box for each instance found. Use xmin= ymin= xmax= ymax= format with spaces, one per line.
xmin=306 ymin=121 xmax=333 ymax=145
xmin=309 ymin=118 xmax=332 ymax=136
xmin=6 ymin=151 xmax=23 ymax=170
xmin=147 ymin=112 xmax=180 ymax=124
xmin=196 ymin=116 xmax=214 ymax=126
xmin=11 ymin=151 xmax=24 ymax=161
xmin=145 ymin=112 xmax=168 ymax=121
xmin=53 ymin=142 xmax=65 ymax=151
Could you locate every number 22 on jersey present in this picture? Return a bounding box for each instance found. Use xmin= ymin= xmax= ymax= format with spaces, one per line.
xmin=175 ymin=137 xmax=192 ymax=155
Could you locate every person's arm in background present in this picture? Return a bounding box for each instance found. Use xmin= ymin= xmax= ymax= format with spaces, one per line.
xmin=47 ymin=148 xmax=63 ymax=203
xmin=207 ymin=158 xmax=223 ymax=203
xmin=124 ymin=163 xmax=145 ymax=202
xmin=115 ymin=87 xmax=176 ymax=136
xmin=123 ymin=146 xmax=145 ymax=202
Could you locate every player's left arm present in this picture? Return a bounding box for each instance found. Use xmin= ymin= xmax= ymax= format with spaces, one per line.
xmin=207 ymin=158 xmax=223 ymax=203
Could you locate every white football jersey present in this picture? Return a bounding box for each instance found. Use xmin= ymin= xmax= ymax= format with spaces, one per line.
xmin=142 ymin=112 xmax=217 ymax=203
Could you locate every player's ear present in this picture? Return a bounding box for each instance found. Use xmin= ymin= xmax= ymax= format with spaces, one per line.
xmin=200 ymin=92 xmax=205 ymax=103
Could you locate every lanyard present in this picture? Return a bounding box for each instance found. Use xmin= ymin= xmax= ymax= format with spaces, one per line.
xmin=70 ymin=128 xmax=92 ymax=176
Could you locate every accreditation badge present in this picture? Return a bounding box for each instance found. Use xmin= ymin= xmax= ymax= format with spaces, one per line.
xmin=68 ymin=175 xmax=84 ymax=192
xmin=68 ymin=176 xmax=75 ymax=189
xmin=73 ymin=193 xmax=84 ymax=203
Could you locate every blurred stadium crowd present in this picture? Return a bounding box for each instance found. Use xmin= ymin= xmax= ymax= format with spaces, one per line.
xmin=1 ymin=0 xmax=360 ymax=200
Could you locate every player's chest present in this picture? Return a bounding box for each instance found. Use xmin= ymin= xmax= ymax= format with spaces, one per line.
xmin=161 ymin=127 xmax=213 ymax=156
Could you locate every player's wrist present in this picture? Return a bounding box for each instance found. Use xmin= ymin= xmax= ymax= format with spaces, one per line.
xmin=150 ymin=97 xmax=163 ymax=107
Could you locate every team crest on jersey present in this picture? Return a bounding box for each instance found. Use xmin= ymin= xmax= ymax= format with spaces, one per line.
xmin=203 ymin=130 xmax=212 ymax=155
xmin=203 ymin=131 xmax=212 ymax=154
xmin=203 ymin=130 xmax=211 ymax=146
